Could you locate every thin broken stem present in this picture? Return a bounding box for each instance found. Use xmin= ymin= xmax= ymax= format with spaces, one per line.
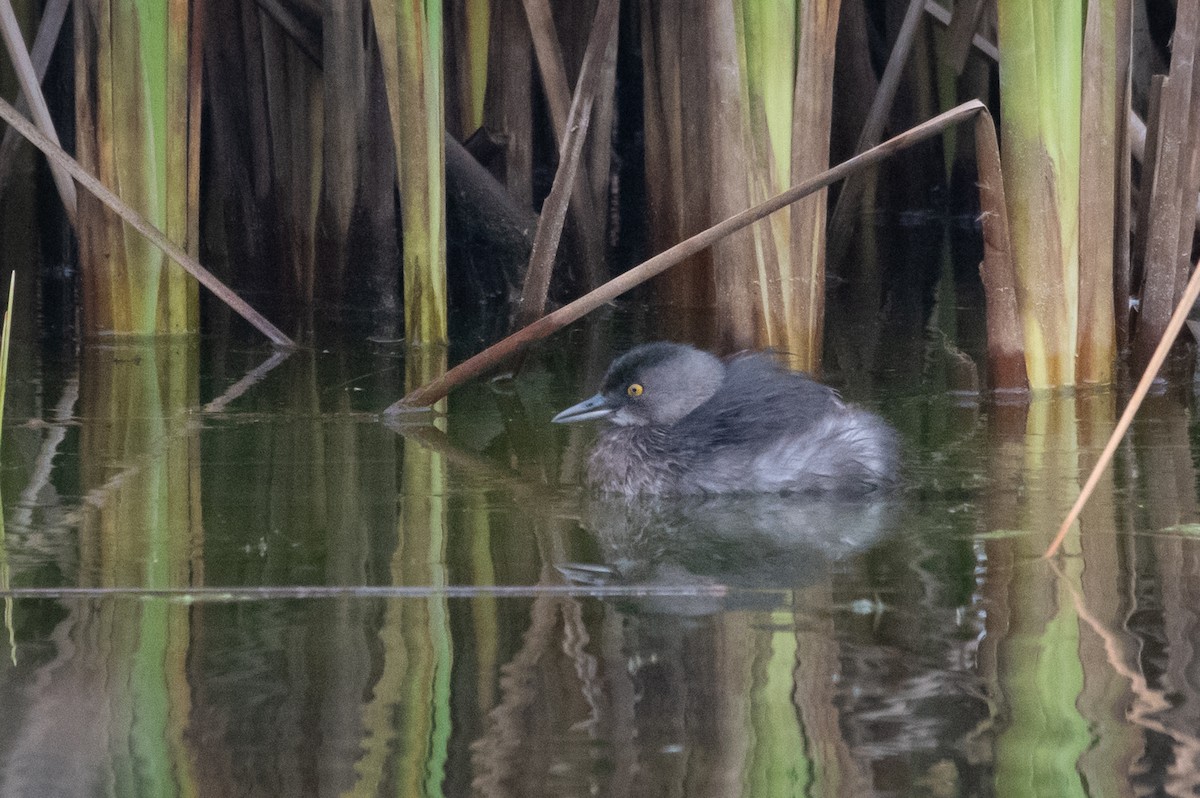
xmin=0 ymin=0 xmax=75 ymax=222
xmin=943 ymin=0 xmax=989 ymax=74
xmin=923 ymin=0 xmax=999 ymax=61
xmin=0 ymin=0 xmax=69 ymax=197
xmin=514 ymin=0 xmax=620 ymax=329
xmin=1046 ymin=253 xmax=1200 ymax=559
xmin=827 ymin=0 xmax=926 ymax=269
xmin=202 ymin=350 xmax=294 ymax=413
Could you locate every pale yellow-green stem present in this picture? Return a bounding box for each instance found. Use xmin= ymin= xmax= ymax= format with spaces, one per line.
xmin=371 ymin=0 xmax=448 ymax=348
xmin=996 ymin=0 xmax=1083 ymax=388
xmin=75 ymin=0 xmax=198 ymax=335
xmin=738 ymin=0 xmax=796 ymax=350
xmin=460 ymin=0 xmax=490 ymax=133
xmin=712 ymin=0 xmax=840 ymax=367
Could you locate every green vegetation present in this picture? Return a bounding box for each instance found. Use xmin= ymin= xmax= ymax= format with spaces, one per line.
xmin=372 ymin=0 xmax=448 ymax=348
xmin=74 ymin=0 xmax=198 ymax=335
xmin=0 ymin=1 xmax=1181 ymax=401
xmin=995 ymin=0 xmax=1084 ymax=389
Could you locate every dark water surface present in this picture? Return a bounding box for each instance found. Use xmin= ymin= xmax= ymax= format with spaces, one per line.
xmin=0 ymin=326 xmax=1198 ymax=797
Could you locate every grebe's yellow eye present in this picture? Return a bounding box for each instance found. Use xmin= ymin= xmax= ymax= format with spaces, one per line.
xmin=626 ymin=383 xmax=644 ymax=397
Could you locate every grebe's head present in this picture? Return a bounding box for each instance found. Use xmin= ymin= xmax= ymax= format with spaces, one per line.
xmin=552 ymin=342 xmax=725 ymax=427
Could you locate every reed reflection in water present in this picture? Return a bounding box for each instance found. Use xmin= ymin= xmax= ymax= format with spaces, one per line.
xmin=0 ymin=345 xmax=1198 ymax=794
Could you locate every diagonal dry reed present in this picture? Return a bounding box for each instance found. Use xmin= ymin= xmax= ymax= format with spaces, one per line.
xmin=387 ymin=100 xmax=990 ymax=411
xmin=0 ymin=95 xmax=294 ymax=347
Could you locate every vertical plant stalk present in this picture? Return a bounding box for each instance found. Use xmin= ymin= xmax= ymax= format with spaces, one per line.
xmin=587 ymin=5 xmax=619 ymax=212
xmin=1112 ymin=0 xmax=1133 ymax=352
xmin=371 ymin=0 xmax=448 ymax=347
xmin=707 ymin=0 xmax=759 ymax=350
xmin=521 ymin=0 xmax=571 ymax=135
xmin=943 ymin=0 xmax=987 ymax=74
xmin=323 ymin=0 xmax=367 ymax=271
xmin=482 ymin=0 xmax=532 ymax=207
xmin=74 ymin=0 xmax=199 ymax=335
xmin=1132 ymin=77 xmax=1166 ymax=283
xmin=1176 ymin=37 xmax=1200 ymax=302
xmin=164 ymin=0 xmax=200 ymax=332
xmin=974 ymin=114 xmax=1028 ymax=390
xmin=739 ymin=0 xmax=795 ymax=356
xmin=521 ymin=0 xmax=606 ymax=288
xmin=1076 ymin=0 xmax=1117 ymax=384
xmin=452 ymin=0 xmax=490 ymax=134
xmin=639 ymin=0 xmax=716 ymax=314
xmin=513 ymin=0 xmax=619 ymax=331
xmin=787 ymin=0 xmax=842 ymax=371
xmin=1131 ymin=0 xmax=1199 ymax=371
xmin=996 ymin=0 xmax=1083 ymax=389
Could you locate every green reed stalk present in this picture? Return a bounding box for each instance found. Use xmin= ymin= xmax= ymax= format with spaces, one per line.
xmin=458 ymin=0 xmax=490 ymax=133
xmin=996 ymin=0 xmax=1083 ymax=388
xmin=371 ymin=0 xmax=449 ymax=348
xmin=75 ymin=0 xmax=198 ymax=335
xmin=738 ymin=0 xmax=796 ymax=351
xmin=712 ymin=0 xmax=840 ymax=367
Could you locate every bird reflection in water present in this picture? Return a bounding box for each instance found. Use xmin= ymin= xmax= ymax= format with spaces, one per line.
xmin=560 ymin=492 xmax=903 ymax=616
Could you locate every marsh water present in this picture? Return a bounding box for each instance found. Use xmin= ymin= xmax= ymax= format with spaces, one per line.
xmin=0 ymin=312 xmax=1197 ymax=798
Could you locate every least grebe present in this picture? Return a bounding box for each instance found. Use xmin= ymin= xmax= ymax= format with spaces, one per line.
xmin=552 ymin=342 xmax=900 ymax=495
